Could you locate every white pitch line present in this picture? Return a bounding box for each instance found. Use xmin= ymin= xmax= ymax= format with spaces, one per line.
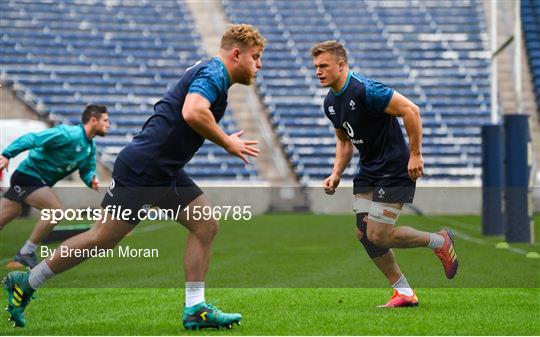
xmin=450 ymin=229 xmax=488 ymax=245
xmin=432 ymin=216 xmax=482 ymax=233
xmin=424 ymin=215 xmax=531 ymax=256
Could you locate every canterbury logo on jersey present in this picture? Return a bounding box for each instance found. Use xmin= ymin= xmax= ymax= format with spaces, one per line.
xmin=328 ymin=106 xmax=335 ymax=115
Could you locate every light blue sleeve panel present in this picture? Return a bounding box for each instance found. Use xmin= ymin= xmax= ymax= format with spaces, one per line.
xmin=364 ymin=79 xmax=394 ymax=114
xmin=187 ymin=67 xmax=223 ymax=105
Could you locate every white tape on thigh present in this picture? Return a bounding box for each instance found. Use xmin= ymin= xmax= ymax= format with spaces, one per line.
xmin=352 ymin=197 xmax=372 ymax=213
xmin=368 ymin=202 xmax=401 ymax=225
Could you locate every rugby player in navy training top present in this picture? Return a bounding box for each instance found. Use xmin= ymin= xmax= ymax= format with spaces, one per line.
xmin=311 ymin=41 xmax=459 ymax=307
xmin=3 ymin=24 xmax=265 ymax=329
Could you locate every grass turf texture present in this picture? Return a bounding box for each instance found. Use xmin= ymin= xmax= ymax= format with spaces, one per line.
xmin=1 ymin=214 xmax=539 ymax=335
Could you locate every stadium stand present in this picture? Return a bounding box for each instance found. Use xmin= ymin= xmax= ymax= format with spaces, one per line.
xmin=222 ymin=0 xmax=491 ymax=182
xmin=522 ymin=0 xmax=540 ymax=109
xmin=0 ymin=0 xmax=258 ymax=180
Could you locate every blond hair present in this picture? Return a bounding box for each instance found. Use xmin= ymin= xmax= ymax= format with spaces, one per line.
xmin=220 ymin=24 xmax=266 ymax=50
xmin=311 ymin=40 xmax=348 ymax=64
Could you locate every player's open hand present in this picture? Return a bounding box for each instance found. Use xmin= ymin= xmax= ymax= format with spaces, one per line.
xmin=225 ymin=130 xmax=260 ymax=164
xmin=408 ymin=153 xmax=424 ymax=181
xmin=91 ymin=176 xmax=100 ymax=191
xmin=323 ymin=174 xmax=341 ymax=195
xmin=0 ymin=156 xmax=9 ymax=171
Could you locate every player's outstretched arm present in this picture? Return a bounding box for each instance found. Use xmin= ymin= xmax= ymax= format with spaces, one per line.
xmin=384 ymin=91 xmax=424 ymax=181
xmin=324 ymin=128 xmax=353 ymax=195
xmin=1 ymin=127 xmax=68 ymax=168
xmin=79 ymin=148 xmax=98 ymax=190
xmin=182 ymin=93 xmax=259 ymax=164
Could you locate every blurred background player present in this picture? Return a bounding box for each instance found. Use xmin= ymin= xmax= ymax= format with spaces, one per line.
xmin=0 ymin=104 xmax=109 ymax=268
xmin=2 ymin=24 xmax=264 ymax=329
xmin=311 ymin=41 xmax=459 ymax=307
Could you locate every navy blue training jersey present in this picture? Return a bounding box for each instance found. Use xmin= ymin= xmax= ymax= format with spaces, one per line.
xmin=324 ymin=71 xmax=410 ymax=179
xmin=118 ymin=57 xmax=231 ymax=178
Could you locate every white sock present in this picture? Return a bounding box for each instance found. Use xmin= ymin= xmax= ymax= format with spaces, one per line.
xmin=28 ymin=260 xmax=55 ymax=289
xmin=185 ymin=282 xmax=205 ymax=307
xmin=392 ymin=274 xmax=414 ymax=296
xmin=20 ymin=240 xmax=37 ymax=255
xmin=427 ymin=233 xmax=445 ymax=249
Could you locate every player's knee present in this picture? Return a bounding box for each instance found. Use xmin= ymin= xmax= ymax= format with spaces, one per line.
xmin=191 ymin=218 xmax=219 ymax=242
xmin=368 ymin=231 xmax=389 ymax=248
xmin=86 ymin=227 xmax=100 ymax=246
xmin=0 ymin=211 xmax=18 ymax=229
xmin=361 ymin=236 xmax=389 ymax=259
xmin=89 ymin=225 xmax=122 ymax=249
xmin=357 ymin=225 xmax=390 ymax=258
xmin=89 ymin=227 xmax=106 ymax=247
xmin=0 ymin=213 xmax=6 ymax=229
xmin=0 ymin=215 xmax=8 ymax=229
xmin=207 ymin=218 xmax=219 ymax=239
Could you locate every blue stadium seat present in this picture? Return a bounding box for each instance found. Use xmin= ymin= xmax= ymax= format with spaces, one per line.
xmin=0 ymin=0 xmax=258 ymax=181
xmin=522 ymin=0 xmax=540 ymax=108
xmin=222 ymin=0 xmax=490 ymax=182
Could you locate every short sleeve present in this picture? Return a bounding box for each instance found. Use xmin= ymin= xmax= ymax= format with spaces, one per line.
xmin=188 ymin=70 xmax=221 ymax=104
xmin=365 ymin=80 xmax=394 ymax=114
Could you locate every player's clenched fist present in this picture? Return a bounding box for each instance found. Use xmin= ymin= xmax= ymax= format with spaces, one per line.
xmin=91 ymin=176 xmax=100 ymax=192
xmin=408 ymin=153 xmax=424 ymax=181
xmin=323 ymin=174 xmax=341 ymax=195
xmin=0 ymin=155 xmax=9 ymax=171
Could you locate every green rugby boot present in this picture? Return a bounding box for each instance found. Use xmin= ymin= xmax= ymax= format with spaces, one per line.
xmin=2 ymin=271 xmax=35 ymax=327
xmin=183 ymin=302 xmax=242 ymax=330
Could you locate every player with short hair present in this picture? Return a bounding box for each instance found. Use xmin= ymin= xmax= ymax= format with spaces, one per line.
xmin=0 ymin=104 xmax=109 ymax=268
xmin=2 ymin=24 xmax=264 ymax=329
xmin=311 ymin=40 xmax=459 ymax=307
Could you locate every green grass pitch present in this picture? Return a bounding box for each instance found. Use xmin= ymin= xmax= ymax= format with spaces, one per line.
xmin=1 ymin=214 xmax=539 ymax=335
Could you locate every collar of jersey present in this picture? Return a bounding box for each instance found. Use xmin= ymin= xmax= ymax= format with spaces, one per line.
xmin=214 ymin=57 xmax=232 ymax=88
xmin=79 ymin=124 xmax=91 ymax=143
xmin=332 ymin=71 xmax=352 ymax=96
